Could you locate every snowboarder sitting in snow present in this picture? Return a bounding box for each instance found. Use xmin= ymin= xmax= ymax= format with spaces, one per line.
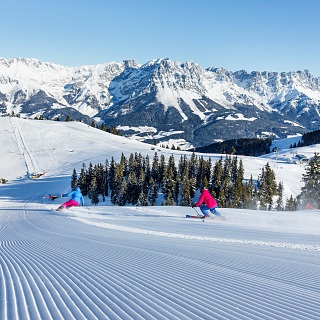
xmin=194 ymin=187 xmax=221 ymax=218
xmin=56 ymin=186 xmax=84 ymax=211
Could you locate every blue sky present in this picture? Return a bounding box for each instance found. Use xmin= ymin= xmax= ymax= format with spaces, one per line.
xmin=2 ymin=0 xmax=320 ymax=77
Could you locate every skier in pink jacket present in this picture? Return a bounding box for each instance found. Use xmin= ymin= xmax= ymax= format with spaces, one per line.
xmin=194 ymin=187 xmax=221 ymax=218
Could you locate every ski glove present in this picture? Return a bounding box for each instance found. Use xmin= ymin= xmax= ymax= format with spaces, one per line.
xmin=62 ymin=194 xmax=67 ymax=197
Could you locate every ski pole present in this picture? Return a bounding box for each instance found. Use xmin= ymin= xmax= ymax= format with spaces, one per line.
xmin=192 ymin=206 xmax=201 ymax=217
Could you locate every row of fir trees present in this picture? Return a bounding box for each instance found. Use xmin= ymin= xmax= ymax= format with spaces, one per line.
xmin=295 ymin=152 xmax=320 ymax=210
xmin=70 ymin=152 xmax=289 ymax=210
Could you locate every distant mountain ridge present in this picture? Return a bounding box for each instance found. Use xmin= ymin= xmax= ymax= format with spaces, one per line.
xmin=1 ymin=57 xmax=320 ymax=148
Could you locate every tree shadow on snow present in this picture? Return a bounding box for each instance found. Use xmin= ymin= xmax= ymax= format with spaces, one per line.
xmin=0 ymin=175 xmax=71 ymax=205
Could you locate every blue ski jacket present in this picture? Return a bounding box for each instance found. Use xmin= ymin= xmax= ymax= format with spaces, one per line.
xmin=63 ymin=187 xmax=85 ymax=205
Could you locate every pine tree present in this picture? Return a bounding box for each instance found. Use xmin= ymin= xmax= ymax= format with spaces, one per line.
xmin=96 ymin=163 xmax=105 ymax=200
xmin=180 ymin=166 xmax=192 ymax=206
xmin=144 ymin=155 xmax=151 ymax=189
xmin=222 ymin=156 xmax=232 ymax=207
xmin=197 ymin=156 xmax=207 ymax=188
xmin=258 ymin=163 xmax=277 ymax=210
xmin=298 ymin=153 xmax=320 ymax=209
xmin=111 ymin=163 xmax=124 ymax=205
xmin=180 ymin=162 xmax=191 ymax=207
xmin=159 ymin=154 xmax=166 ymax=186
xmin=127 ymin=172 xmax=139 ymax=205
xmin=230 ymin=158 xmax=244 ymax=208
xmin=148 ymin=178 xmax=158 ymax=206
xmin=109 ymin=157 xmax=116 ymax=201
xmin=174 ymin=174 xmax=181 ymax=204
xmin=212 ymin=157 xmax=223 ymax=200
xmin=276 ymin=181 xmax=284 ymax=211
xmin=285 ymin=195 xmax=297 ymax=211
xmin=189 ymin=153 xmax=198 ymax=181
xmin=86 ymin=162 xmax=94 ymax=195
xmin=71 ymin=168 xmax=78 ymax=189
xmin=134 ymin=153 xmax=143 ymax=178
xmin=168 ymin=154 xmax=177 ymax=180
xmin=103 ymin=159 xmax=109 ymax=199
xmin=137 ymin=189 xmax=148 ymax=206
xmin=88 ymin=175 xmax=99 ymax=205
xmin=151 ymin=152 xmax=160 ymax=186
xmin=118 ymin=177 xmax=127 ymax=206
xmin=243 ymin=175 xmax=254 ymax=209
xmin=79 ymin=163 xmax=87 ymax=196
xmin=120 ymin=153 xmax=128 ymax=177
xmin=100 ymin=123 xmax=107 ymax=131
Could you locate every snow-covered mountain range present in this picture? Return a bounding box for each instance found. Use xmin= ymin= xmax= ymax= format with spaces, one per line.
xmin=1 ymin=57 xmax=320 ymax=148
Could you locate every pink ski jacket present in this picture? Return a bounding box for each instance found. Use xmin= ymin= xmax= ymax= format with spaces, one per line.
xmin=195 ymin=189 xmax=217 ymax=208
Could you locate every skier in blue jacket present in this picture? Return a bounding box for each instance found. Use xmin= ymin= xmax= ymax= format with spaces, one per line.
xmin=56 ymin=186 xmax=84 ymax=211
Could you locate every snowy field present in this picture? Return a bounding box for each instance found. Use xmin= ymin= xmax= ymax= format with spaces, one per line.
xmin=0 ymin=117 xmax=320 ymax=319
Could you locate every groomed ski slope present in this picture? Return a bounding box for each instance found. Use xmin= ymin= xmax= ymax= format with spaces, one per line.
xmin=0 ymin=117 xmax=320 ymax=319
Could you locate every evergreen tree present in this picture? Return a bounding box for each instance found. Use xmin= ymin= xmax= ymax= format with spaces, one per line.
xmin=212 ymin=157 xmax=223 ymax=200
xmin=148 ymin=177 xmax=158 ymax=206
xmin=190 ymin=175 xmax=197 ymax=200
xmin=196 ymin=156 xmax=207 ymax=188
xmin=230 ymin=158 xmax=244 ymax=208
xmin=276 ymin=181 xmax=284 ymax=211
xmin=189 ymin=153 xmax=198 ymax=181
xmin=144 ymin=155 xmax=151 ymax=189
xmin=127 ymin=172 xmax=139 ymax=205
xmin=180 ymin=167 xmax=192 ymax=206
xmin=168 ymin=154 xmax=177 ymax=180
xmin=258 ymin=163 xmax=277 ymax=210
xmin=298 ymin=153 xmax=320 ymax=209
xmin=86 ymin=162 xmax=94 ymax=195
xmin=222 ymin=156 xmax=232 ymax=207
xmin=151 ymin=152 xmax=160 ymax=187
xmin=258 ymin=168 xmax=268 ymax=210
xmin=174 ymin=174 xmax=181 ymax=204
xmin=134 ymin=153 xmax=143 ymax=178
xmin=111 ymin=163 xmax=124 ymax=205
xmin=285 ymin=195 xmax=297 ymax=211
xmin=120 ymin=153 xmax=128 ymax=177
xmin=159 ymin=154 xmax=166 ymax=185
xmin=100 ymin=123 xmax=107 ymax=131
xmin=118 ymin=177 xmax=127 ymax=206
xmin=71 ymin=168 xmax=78 ymax=189
xmin=88 ymin=175 xmax=99 ymax=205
xmin=109 ymin=157 xmax=116 ymax=201
xmin=137 ymin=189 xmax=148 ymax=206
xmin=103 ymin=159 xmax=109 ymax=199
xmin=243 ymin=175 xmax=255 ymax=209
xmin=79 ymin=164 xmax=87 ymax=196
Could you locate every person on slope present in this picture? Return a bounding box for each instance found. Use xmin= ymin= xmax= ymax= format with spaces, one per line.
xmin=194 ymin=187 xmax=221 ymax=218
xmin=56 ymin=186 xmax=84 ymax=211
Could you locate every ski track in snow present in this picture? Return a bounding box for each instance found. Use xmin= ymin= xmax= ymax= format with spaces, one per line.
xmin=11 ymin=118 xmax=40 ymax=175
xmin=0 ymin=203 xmax=320 ymax=320
xmin=1 ymin=118 xmax=320 ymax=319
xmin=71 ymin=216 xmax=320 ymax=251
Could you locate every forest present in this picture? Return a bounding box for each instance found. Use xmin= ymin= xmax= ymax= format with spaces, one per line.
xmin=71 ymin=152 xmax=290 ymax=211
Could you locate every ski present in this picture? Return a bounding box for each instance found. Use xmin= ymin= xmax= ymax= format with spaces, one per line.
xmin=186 ymin=214 xmax=207 ymax=219
xmin=186 ymin=214 xmax=226 ymax=220
xmin=43 ymin=194 xmax=60 ymax=201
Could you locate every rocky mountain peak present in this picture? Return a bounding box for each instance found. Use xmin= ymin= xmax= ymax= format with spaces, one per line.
xmin=0 ymin=57 xmax=320 ymax=148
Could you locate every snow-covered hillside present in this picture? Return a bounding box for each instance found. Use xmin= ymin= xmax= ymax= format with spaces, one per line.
xmin=0 ymin=117 xmax=319 ymax=319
